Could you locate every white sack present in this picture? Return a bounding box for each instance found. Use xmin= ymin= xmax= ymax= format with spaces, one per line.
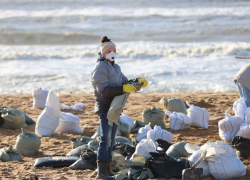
xmin=232 ymin=98 xmax=250 ymax=121
xmin=120 ymin=113 xmax=135 ymax=130
xmin=133 ymin=139 xmax=157 ymax=159
xmin=55 ymin=112 xmax=83 ymax=133
xmin=201 ymin=142 xmax=246 ymax=179
xmin=188 ymin=150 xmax=210 ymax=176
xmin=186 ymin=101 xmax=209 ymax=128
xmin=166 ymin=111 xmax=191 ymax=130
xmin=32 ymin=88 xmax=49 ymax=110
xmin=147 ymin=125 xmax=174 ymax=147
xmin=218 ymin=110 xmax=244 ymax=141
xmin=35 ymin=91 xmax=60 ymax=137
xmin=236 ymin=119 xmax=250 ymax=139
xmin=136 ymin=123 xmax=152 ymax=142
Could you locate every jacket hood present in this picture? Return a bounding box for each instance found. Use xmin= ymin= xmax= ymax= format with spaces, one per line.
xmin=97 ymin=52 xmax=106 ymax=62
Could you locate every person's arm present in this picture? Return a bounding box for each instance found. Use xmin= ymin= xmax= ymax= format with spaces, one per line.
xmin=92 ymin=69 xmax=123 ymax=98
xmin=121 ymin=72 xmax=128 ymax=85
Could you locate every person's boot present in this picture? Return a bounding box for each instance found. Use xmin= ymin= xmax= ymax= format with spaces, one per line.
xmin=107 ymin=161 xmax=115 ymax=176
xmin=96 ymin=161 xmax=115 ymax=180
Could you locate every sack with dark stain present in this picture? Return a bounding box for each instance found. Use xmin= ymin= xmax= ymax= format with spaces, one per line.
xmin=34 ymin=156 xmax=78 ymax=167
xmin=148 ymin=152 xmax=190 ymax=178
xmin=232 ymin=136 xmax=250 ymax=158
xmin=113 ymin=143 xmax=135 ymax=159
xmin=156 ymin=139 xmax=172 ymax=153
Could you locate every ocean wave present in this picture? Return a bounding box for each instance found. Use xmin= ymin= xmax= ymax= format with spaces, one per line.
xmin=0 ymin=42 xmax=249 ymax=61
xmin=1 ymin=6 xmax=250 ymax=19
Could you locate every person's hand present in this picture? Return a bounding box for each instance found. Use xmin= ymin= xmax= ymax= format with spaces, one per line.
xmin=123 ymin=84 xmax=136 ymax=93
xmin=138 ymin=77 xmax=148 ymax=88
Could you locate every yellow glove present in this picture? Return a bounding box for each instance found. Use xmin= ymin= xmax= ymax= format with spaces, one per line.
xmin=123 ymin=84 xmax=136 ymax=93
xmin=138 ymin=77 xmax=148 ymax=88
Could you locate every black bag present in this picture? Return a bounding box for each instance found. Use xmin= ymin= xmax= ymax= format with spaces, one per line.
xmin=232 ymin=136 xmax=250 ymax=159
xmin=156 ymin=139 xmax=172 ymax=152
xmin=0 ymin=111 xmax=4 ymax=126
xmin=81 ymin=149 xmax=97 ymax=166
xmin=34 ymin=156 xmax=78 ymax=167
xmin=148 ymin=152 xmax=190 ymax=178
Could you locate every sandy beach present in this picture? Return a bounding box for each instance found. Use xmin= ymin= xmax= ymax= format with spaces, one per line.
xmin=0 ymin=92 xmax=249 ymax=180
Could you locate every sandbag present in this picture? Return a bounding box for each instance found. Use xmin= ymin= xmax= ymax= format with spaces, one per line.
xmin=67 ymin=144 xmax=89 ymax=157
xmin=0 ymin=107 xmax=26 ymax=129
xmin=69 ymin=158 xmax=96 ymax=170
xmin=118 ymin=121 xmax=131 ymax=139
xmin=23 ymin=112 xmax=36 ymax=124
xmin=14 ymin=128 xmax=41 ymax=156
xmin=166 ymin=111 xmax=191 ymax=130
xmin=233 ymin=98 xmax=250 ymax=121
xmin=131 ymin=120 xmax=147 ymax=133
xmin=159 ymin=96 xmax=187 ymax=114
xmin=137 ymin=167 xmax=154 ymax=180
xmin=147 ymin=125 xmax=174 ymax=147
xmin=125 ymin=154 xmax=146 ymax=167
xmin=113 ymin=143 xmax=135 ymax=159
xmin=32 ymin=88 xmax=49 ymax=110
xmin=148 ymin=153 xmax=190 ymax=179
xmin=0 ymin=111 xmax=4 ymax=126
xmin=232 ymin=136 xmax=250 ymax=159
xmin=136 ymin=123 xmax=152 ymax=142
xmin=55 ymin=112 xmax=83 ymax=133
xmin=142 ymin=106 xmax=166 ymax=129
xmin=133 ymin=139 xmax=157 ymax=159
xmin=115 ymin=136 xmax=132 ymax=145
xmin=218 ymin=110 xmax=244 ymax=141
xmin=128 ymin=167 xmax=143 ymax=180
xmin=166 ymin=142 xmax=189 ymax=158
xmin=186 ymin=101 xmax=209 ymax=128
xmin=188 ymin=149 xmax=210 ymax=176
xmin=34 ymin=156 xmax=78 ymax=167
xmin=201 ymin=141 xmax=246 ymax=179
xmin=0 ymin=145 xmax=22 ymax=162
xmin=35 ymin=91 xmax=60 ymax=137
xmin=88 ymin=140 xmax=99 ymax=151
xmin=236 ymin=119 xmax=250 ymax=139
xmin=111 ymin=152 xmax=126 ymax=172
xmin=156 ymin=139 xmax=172 ymax=153
xmin=70 ymin=136 xmax=93 ymax=149
xmin=120 ymin=113 xmax=134 ymax=130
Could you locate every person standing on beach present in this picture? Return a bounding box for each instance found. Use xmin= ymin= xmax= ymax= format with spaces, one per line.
xmin=235 ymin=63 xmax=250 ymax=107
xmin=90 ymin=36 xmax=148 ymax=180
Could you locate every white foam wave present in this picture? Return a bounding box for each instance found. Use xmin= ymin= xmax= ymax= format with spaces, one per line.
xmin=0 ymin=42 xmax=249 ymax=61
xmin=1 ymin=6 xmax=250 ymax=19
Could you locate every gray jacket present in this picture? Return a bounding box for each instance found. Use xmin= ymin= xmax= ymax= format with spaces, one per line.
xmin=235 ymin=63 xmax=250 ymax=90
xmin=90 ymin=53 xmax=128 ymax=114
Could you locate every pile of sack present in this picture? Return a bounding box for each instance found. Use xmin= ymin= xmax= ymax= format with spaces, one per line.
xmin=35 ymin=91 xmax=83 ymax=137
xmin=219 ymin=98 xmax=250 ymax=142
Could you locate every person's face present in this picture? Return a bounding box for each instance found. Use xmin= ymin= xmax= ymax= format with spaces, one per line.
xmin=103 ymin=46 xmax=116 ymax=58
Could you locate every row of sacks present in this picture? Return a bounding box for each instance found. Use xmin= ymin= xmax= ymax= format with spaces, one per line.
xmin=0 ymin=107 xmax=35 ymax=129
xmin=0 ymin=128 xmax=41 ymax=162
xmin=142 ymin=101 xmax=209 ymax=131
xmin=219 ymin=98 xmax=250 ymax=141
xmin=35 ymin=91 xmax=83 ymax=137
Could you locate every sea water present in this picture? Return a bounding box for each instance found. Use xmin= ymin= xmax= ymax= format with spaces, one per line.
xmin=0 ymin=0 xmax=250 ymax=94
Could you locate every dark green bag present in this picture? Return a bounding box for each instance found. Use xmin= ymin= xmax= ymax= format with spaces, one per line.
xmin=142 ymin=106 xmax=166 ymax=129
xmin=159 ymin=96 xmax=187 ymax=114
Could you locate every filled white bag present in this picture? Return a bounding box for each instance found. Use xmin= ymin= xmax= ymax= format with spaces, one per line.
xmin=133 ymin=138 xmax=157 ymax=159
xmin=147 ymin=125 xmax=174 ymax=147
xmin=233 ymin=98 xmax=250 ymax=121
xmin=166 ymin=111 xmax=191 ymax=130
xmin=32 ymin=88 xmax=49 ymax=110
xmin=55 ymin=112 xmax=83 ymax=133
xmin=188 ymin=150 xmax=210 ymax=176
xmin=136 ymin=123 xmax=152 ymax=142
xmin=120 ymin=113 xmax=135 ymax=130
xmin=236 ymin=119 xmax=250 ymax=139
xmin=218 ymin=110 xmax=244 ymax=141
xmin=35 ymin=91 xmax=60 ymax=137
xmin=186 ymin=101 xmax=209 ymax=128
xmin=201 ymin=141 xmax=246 ymax=179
